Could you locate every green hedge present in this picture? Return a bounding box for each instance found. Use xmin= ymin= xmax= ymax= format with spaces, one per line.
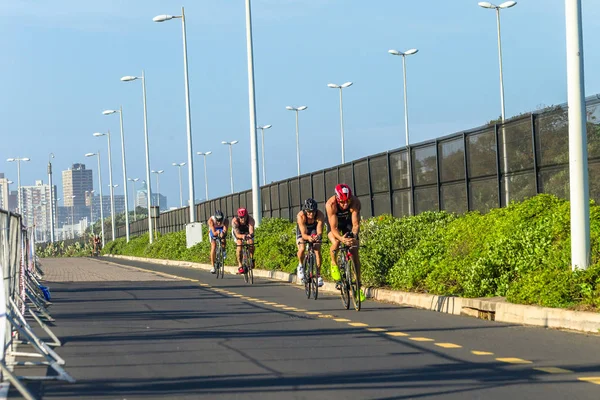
xmin=100 ymin=194 xmax=600 ymax=310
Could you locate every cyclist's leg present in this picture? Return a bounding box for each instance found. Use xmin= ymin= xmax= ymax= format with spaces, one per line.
xmin=247 ymin=237 xmax=255 ymax=267
xmin=328 ymin=231 xmax=342 ymax=282
xmin=210 ymin=234 xmax=216 ymax=266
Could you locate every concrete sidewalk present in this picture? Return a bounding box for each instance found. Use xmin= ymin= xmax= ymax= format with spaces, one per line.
xmin=106 ymin=254 xmax=600 ymax=335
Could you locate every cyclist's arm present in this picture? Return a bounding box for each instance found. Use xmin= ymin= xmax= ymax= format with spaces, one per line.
xmin=351 ymin=197 xmax=362 ymax=237
xmin=233 ymin=221 xmax=244 ymax=239
xmin=248 ymin=217 xmax=255 ymax=236
xmin=316 ymin=212 xmax=325 ymax=238
xmin=208 ymin=219 xmax=217 ymax=236
xmin=326 ymin=200 xmax=344 ymax=241
xmin=297 ymin=213 xmax=310 ymax=241
xmin=222 ymin=219 xmax=229 ymax=234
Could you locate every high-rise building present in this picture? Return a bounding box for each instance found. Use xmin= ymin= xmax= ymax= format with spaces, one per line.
xmin=0 ymin=173 xmax=12 ymax=211
xmin=21 ymin=180 xmax=56 ymax=241
xmin=62 ymin=163 xmax=93 ymax=208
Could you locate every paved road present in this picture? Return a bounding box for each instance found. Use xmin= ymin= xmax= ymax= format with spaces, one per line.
xmin=14 ymin=257 xmax=600 ymax=399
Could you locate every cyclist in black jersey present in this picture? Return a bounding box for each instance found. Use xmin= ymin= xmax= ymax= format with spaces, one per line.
xmin=325 ymin=184 xmax=362 ymax=287
xmin=296 ymin=198 xmax=326 ymax=287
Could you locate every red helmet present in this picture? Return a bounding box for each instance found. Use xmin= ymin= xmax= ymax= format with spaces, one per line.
xmin=334 ymin=184 xmax=352 ymax=203
xmin=237 ymin=207 xmax=248 ymax=218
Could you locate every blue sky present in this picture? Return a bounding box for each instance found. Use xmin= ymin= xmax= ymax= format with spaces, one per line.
xmin=1 ymin=0 xmax=599 ymax=209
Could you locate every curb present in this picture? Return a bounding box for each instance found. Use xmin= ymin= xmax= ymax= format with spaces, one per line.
xmin=105 ymin=254 xmax=600 ymax=334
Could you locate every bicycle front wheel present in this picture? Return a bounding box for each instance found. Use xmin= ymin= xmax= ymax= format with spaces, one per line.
xmin=304 ymin=255 xmax=311 ymax=299
xmin=348 ymin=258 xmax=361 ymax=311
xmin=338 ymin=256 xmax=350 ymax=310
xmin=311 ymin=255 xmax=318 ymax=300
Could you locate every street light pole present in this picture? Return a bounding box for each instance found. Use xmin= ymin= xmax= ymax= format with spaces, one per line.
xmin=93 ymin=131 xmax=116 ymax=242
xmin=257 ymin=125 xmax=272 ymax=185
xmin=565 ymin=0 xmax=590 ymax=270
xmin=121 ymin=72 xmax=153 ymax=243
xmin=172 ymin=163 xmax=186 ymax=207
xmin=89 ymin=190 xmax=95 ymax=234
xmin=327 ymin=82 xmax=353 ymax=164
xmin=70 ymin=195 xmax=76 ymax=239
xmin=285 ymin=106 xmax=307 ymax=176
xmin=128 ymin=178 xmax=139 ymax=221
xmin=478 ymin=1 xmax=516 ymax=205
xmin=222 ymin=141 xmax=238 ymax=193
xmin=151 ymin=170 xmax=164 ymax=210
xmin=153 ymin=7 xmax=196 ymax=223
xmin=48 ymin=153 xmax=55 ymax=242
xmin=196 ymin=152 xmax=212 ymax=201
xmin=7 ymin=157 xmax=30 ymax=215
xmin=85 ymin=151 xmax=105 ymax=247
xmin=103 ymin=107 xmax=130 ymax=242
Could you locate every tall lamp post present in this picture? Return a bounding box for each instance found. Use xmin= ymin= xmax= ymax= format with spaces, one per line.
xmin=257 ymin=125 xmax=271 ymax=185
xmin=151 ymin=170 xmax=164 ymax=210
xmin=89 ymin=190 xmax=95 ymax=234
xmin=221 ymin=141 xmax=238 ymax=193
xmin=196 ymin=152 xmax=211 ymax=201
xmin=121 ymin=72 xmax=153 ymax=243
xmin=388 ymin=48 xmax=418 ymax=215
xmin=93 ymin=131 xmax=116 ymax=242
xmin=327 ymin=82 xmax=353 ymax=164
xmin=47 ymin=153 xmax=56 ymax=242
xmin=172 ymin=162 xmax=186 ymax=208
xmin=128 ymin=178 xmax=139 ymax=221
xmin=103 ymin=107 xmax=130 ymax=242
xmin=285 ymin=106 xmax=307 ymax=176
xmin=477 ymin=1 xmax=517 ymax=205
xmin=153 ymin=8 xmax=196 ymax=223
xmin=85 ymin=152 xmax=105 ymax=247
xmin=6 ymin=157 xmax=30 ymax=215
xmin=70 ymin=195 xmax=76 ymax=239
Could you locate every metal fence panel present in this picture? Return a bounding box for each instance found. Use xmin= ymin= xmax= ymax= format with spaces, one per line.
xmin=502 ymin=171 xmax=536 ymax=206
xmin=369 ymin=155 xmax=389 ymax=193
xmin=281 ymin=207 xmax=290 ymax=221
xmin=499 ymin=118 xmax=534 ymax=173
xmin=414 ymin=186 xmax=438 ymax=213
xmin=300 ymin=176 xmax=312 ymax=201
xmin=470 ymin=178 xmax=498 ymax=213
xmin=358 ymin=195 xmax=372 ymax=217
xmin=467 ymin=128 xmax=497 ymax=178
xmin=324 ymin=169 xmax=338 ymax=198
xmin=261 ymin=187 xmax=270 ymax=212
xmin=413 ymin=145 xmax=437 ymax=186
xmin=392 ymin=190 xmax=410 ymax=218
xmin=589 ymin=161 xmax=600 ymax=202
xmin=587 ymin=103 xmax=600 ymax=159
xmin=312 ymin=172 xmax=325 ymax=202
xmin=372 ymin=193 xmax=391 ymax=216
xmin=441 ymin=182 xmax=468 ymax=215
xmin=353 ymin=161 xmax=369 ymax=196
xmin=270 ymin=184 xmax=280 ymax=210
xmin=535 ymin=108 xmax=568 ymax=167
xmin=390 ymin=150 xmax=410 ymax=189
xmin=439 ymin=137 xmax=465 ymax=183
xmin=538 ymin=166 xmax=569 ymax=200
xmin=290 ymin=178 xmax=300 ymax=207
xmin=339 ymin=165 xmax=353 ymax=189
xmin=279 ymin=182 xmax=289 ymax=208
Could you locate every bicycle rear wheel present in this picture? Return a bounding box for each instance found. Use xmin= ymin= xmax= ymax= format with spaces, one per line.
xmin=348 ymin=258 xmax=361 ymax=311
xmin=242 ymin=248 xmax=249 ymax=283
xmin=216 ymin=247 xmax=223 ymax=279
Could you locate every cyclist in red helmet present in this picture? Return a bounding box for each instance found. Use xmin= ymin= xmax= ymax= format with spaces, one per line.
xmin=232 ymin=207 xmax=255 ymax=274
xmin=326 ymin=184 xmax=362 ymax=293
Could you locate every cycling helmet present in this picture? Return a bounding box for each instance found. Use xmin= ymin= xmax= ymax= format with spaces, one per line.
xmin=237 ymin=207 xmax=248 ymax=218
xmin=334 ymin=184 xmax=352 ymax=203
xmin=303 ymin=198 xmax=318 ymax=212
xmin=215 ymin=210 xmax=224 ymax=222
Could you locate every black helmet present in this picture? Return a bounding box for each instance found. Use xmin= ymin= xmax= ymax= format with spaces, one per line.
xmin=215 ymin=210 xmax=224 ymax=222
xmin=303 ymin=198 xmax=318 ymax=212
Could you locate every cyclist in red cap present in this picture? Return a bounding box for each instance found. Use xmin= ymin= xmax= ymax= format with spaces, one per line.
xmin=232 ymin=207 xmax=255 ymax=274
xmin=326 ymin=184 xmax=362 ymax=292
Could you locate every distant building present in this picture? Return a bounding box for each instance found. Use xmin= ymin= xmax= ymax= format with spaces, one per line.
xmin=62 ymin=163 xmax=93 ymax=208
xmin=21 ymin=180 xmax=57 ymax=241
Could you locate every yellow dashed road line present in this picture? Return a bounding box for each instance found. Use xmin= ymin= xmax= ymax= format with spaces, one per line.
xmin=334 ymin=318 xmax=351 ymax=322
xmin=348 ymin=322 xmax=369 ymax=327
xmin=386 ymin=332 xmax=409 ymax=337
xmin=435 ymin=343 xmax=462 ymax=349
xmin=534 ymin=367 xmax=573 ymax=374
xmin=496 ymin=358 xmax=532 ymax=364
xmin=578 ymin=377 xmax=600 ymax=385
xmin=367 ymin=328 xmax=387 ymax=332
xmin=472 ymin=351 xmax=494 ymax=355
xmin=409 ymin=337 xmax=434 ymax=342
xmin=318 ymin=314 xmax=334 ymax=318
xmin=305 ymin=311 xmax=322 ymax=315
xmin=283 ymin=307 xmax=298 ymax=310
